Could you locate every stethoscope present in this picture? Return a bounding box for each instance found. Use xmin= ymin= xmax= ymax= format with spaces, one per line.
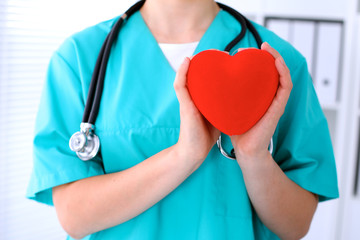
xmin=69 ymin=0 xmax=273 ymax=161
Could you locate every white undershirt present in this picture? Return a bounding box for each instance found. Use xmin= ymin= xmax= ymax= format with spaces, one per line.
xmin=158 ymin=41 xmax=199 ymax=72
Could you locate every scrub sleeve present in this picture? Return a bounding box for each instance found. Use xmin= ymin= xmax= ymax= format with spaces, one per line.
xmin=258 ymin=27 xmax=339 ymax=201
xmin=274 ymin=57 xmax=339 ymax=202
xmin=26 ymin=41 xmax=105 ymax=205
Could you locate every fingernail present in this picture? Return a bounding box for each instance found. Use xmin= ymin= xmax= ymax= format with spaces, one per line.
xmin=261 ymin=42 xmax=267 ymax=50
xmin=181 ymin=57 xmax=189 ymax=65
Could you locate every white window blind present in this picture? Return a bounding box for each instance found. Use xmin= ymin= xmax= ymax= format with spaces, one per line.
xmin=0 ymin=1 xmax=135 ymax=239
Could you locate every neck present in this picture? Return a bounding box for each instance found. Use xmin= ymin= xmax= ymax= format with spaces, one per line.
xmin=140 ymin=0 xmax=220 ymax=43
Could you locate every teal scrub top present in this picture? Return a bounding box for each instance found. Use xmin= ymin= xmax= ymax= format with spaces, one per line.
xmin=27 ymin=9 xmax=339 ymax=240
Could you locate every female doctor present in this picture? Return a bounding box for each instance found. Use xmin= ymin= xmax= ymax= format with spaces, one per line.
xmin=27 ymin=0 xmax=339 ymax=239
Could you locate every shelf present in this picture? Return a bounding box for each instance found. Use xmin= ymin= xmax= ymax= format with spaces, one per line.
xmin=261 ymin=0 xmax=347 ymax=19
xmin=261 ymin=11 xmax=345 ymax=21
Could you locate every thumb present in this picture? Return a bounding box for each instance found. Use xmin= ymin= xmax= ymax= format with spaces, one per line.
xmin=173 ymin=57 xmax=193 ymax=106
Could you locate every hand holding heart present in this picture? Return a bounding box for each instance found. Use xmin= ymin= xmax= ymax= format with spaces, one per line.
xmin=229 ymin=43 xmax=292 ymax=162
xmin=173 ymin=58 xmax=220 ymax=165
xmin=173 ymin=42 xmax=292 ymax=164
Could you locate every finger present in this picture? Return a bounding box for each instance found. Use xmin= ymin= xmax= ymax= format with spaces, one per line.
xmin=173 ymin=57 xmax=195 ymax=107
xmin=262 ymin=42 xmax=292 ymax=111
xmin=261 ymin=42 xmax=289 ymax=79
xmin=257 ymin=57 xmax=292 ymax=134
xmin=265 ymin=58 xmax=292 ymax=121
xmin=174 ymin=57 xmax=190 ymax=95
xmin=275 ymin=57 xmax=293 ymax=91
xmin=261 ymin=42 xmax=281 ymax=59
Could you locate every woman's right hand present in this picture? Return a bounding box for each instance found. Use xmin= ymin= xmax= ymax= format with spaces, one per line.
xmin=173 ymin=57 xmax=220 ymax=166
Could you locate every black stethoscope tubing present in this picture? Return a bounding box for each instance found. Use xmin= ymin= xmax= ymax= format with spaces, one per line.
xmin=84 ymin=0 xmax=262 ymax=125
xmin=70 ymin=0 xmax=264 ymax=161
xmin=83 ymin=0 xmax=146 ymax=124
xmin=217 ymin=2 xmax=262 ymax=52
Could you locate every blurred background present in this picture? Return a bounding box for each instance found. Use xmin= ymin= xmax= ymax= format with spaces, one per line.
xmin=0 ymin=0 xmax=359 ymax=239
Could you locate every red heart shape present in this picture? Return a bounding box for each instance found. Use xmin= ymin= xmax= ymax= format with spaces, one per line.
xmin=187 ymin=48 xmax=279 ymax=135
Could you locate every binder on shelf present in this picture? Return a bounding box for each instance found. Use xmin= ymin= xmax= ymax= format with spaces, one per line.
xmin=265 ymin=17 xmax=344 ymax=107
xmin=266 ymin=19 xmax=291 ymax=42
xmin=314 ymin=22 xmax=342 ymax=105
xmin=291 ymin=21 xmax=316 ymax=75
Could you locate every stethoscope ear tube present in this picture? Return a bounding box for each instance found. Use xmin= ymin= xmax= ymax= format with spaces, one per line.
xmin=217 ymin=2 xmax=247 ymax=52
xmin=69 ymin=1 xmax=146 ymax=160
xmin=216 ymin=2 xmax=263 ymax=51
xmin=86 ymin=0 xmax=146 ymax=125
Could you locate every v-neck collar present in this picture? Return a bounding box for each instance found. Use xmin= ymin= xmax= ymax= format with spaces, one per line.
xmin=135 ymin=10 xmax=226 ymax=74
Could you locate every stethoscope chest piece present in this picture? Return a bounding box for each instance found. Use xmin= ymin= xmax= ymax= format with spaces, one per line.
xmin=69 ymin=123 xmax=100 ymax=161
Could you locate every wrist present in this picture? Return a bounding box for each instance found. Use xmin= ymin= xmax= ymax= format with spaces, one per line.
xmin=235 ymin=148 xmax=273 ymax=169
xmin=171 ymin=144 xmax=204 ymax=173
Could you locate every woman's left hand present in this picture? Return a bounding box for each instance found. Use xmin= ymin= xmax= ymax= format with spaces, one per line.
xmin=230 ymin=42 xmax=293 ymax=162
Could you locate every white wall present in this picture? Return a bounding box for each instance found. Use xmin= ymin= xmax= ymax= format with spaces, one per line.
xmin=0 ymin=1 xmax=135 ymax=239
